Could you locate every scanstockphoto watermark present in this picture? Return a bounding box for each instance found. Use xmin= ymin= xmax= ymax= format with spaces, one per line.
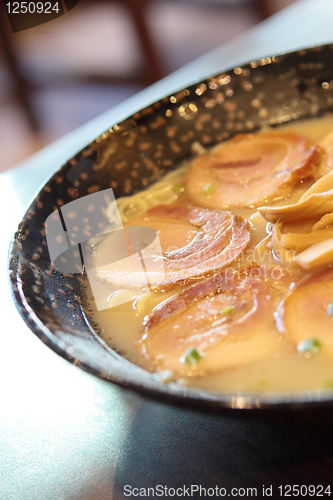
xmin=45 ymin=188 xmax=166 ymax=311
xmin=45 ymin=188 xmax=289 ymax=312
xmin=123 ymin=484 xmax=259 ymax=498
xmin=164 ymin=246 xmax=295 ymax=271
xmin=123 ymin=484 xmax=332 ymax=498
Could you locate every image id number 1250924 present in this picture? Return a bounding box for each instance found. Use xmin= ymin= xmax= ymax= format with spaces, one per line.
xmin=5 ymin=2 xmax=60 ymax=14
xmin=278 ymin=485 xmax=331 ymax=496
xmin=4 ymin=0 xmax=69 ymax=32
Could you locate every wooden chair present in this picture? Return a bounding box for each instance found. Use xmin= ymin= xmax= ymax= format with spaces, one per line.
xmin=0 ymin=0 xmax=273 ymax=133
xmin=0 ymin=0 xmax=163 ymax=132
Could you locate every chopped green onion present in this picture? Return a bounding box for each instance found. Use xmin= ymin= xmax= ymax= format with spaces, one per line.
xmin=173 ymin=184 xmax=185 ymax=195
xmin=181 ymin=346 xmax=204 ymax=365
xmin=297 ymin=338 xmax=321 ymax=355
xmin=258 ymin=379 xmax=268 ymax=388
xmin=324 ymin=378 xmax=333 ymax=389
xmin=201 ymin=183 xmax=214 ymax=196
xmin=221 ymin=305 xmax=234 ymax=314
xmin=327 ymin=300 xmax=333 ymax=317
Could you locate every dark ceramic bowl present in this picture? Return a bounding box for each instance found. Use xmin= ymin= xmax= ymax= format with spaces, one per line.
xmin=9 ymin=44 xmax=333 ymax=411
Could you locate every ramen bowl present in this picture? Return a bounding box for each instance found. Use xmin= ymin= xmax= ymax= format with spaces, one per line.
xmin=8 ymin=44 xmax=333 ymax=411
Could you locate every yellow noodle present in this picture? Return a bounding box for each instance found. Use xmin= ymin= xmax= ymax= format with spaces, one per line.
xmin=271 ymin=223 xmax=294 ymax=263
xmin=106 ymin=165 xmax=188 ymax=223
xmin=259 ymin=189 xmax=333 ymax=223
xmin=294 ymin=238 xmax=333 ymax=269
xmin=258 ymin=131 xmax=333 ymax=266
xmin=299 ymin=169 xmax=333 ymax=201
xmin=313 ymin=213 xmax=333 ymax=230
xmin=280 ymin=227 xmax=333 ymax=252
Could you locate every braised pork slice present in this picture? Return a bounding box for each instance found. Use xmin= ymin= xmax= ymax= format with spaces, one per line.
xmin=277 ymin=268 xmax=333 ymax=358
xmin=184 ymin=130 xmax=320 ymax=209
xmin=95 ymin=204 xmax=250 ymax=288
xmin=140 ymin=266 xmax=294 ymax=376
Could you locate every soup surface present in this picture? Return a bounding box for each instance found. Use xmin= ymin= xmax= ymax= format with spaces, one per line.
xmin=87 ymin=114 xmax=333 ymax=393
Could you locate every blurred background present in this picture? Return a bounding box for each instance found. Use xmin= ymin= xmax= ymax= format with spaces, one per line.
xmin=0 ymin=0 xmax=296 ymax=172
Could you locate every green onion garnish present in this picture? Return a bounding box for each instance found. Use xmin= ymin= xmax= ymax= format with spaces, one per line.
xmin=324 ymin=378 xmax=333 ymax=389
xmin=297 ymin=338 xmax=321 ymax=355
xmin=221 ymin=305 xmax=234 ymax=314
xmin=182 ymin=346 xmax=204 ymax=365
xmin=327 ymin=300 xmax=333 ymax=317
xmin=201 ymin=183 xmax=214 ymax=196
xmin=173 ymin=184 xmax=185 ymax=195
xmin=259 ymin=379 xmax=268 ymax=388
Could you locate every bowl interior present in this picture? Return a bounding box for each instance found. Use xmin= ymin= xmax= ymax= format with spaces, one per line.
xmin=9 ymin=44 xmax=333 ymax=410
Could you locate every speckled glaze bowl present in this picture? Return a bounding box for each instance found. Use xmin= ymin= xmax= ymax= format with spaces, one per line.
xmin=8 ymin=44 xmax=333 ymax=411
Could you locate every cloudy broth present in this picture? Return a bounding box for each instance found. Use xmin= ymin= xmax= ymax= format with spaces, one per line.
xmin=88 ymin=114 xmax=333 ymax=393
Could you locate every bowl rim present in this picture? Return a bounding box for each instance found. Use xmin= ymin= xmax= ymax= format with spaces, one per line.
xmin=8 ymin=42 xmax=333 ymax=411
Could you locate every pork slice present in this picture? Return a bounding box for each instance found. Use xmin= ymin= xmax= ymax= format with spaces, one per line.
xmin=185 ymin=130 xmax=321 ymax=209
xmin=95 ymin=204 xmax=250 ymax=288
xmin=140 ymin=266 xmax=295 ymax=376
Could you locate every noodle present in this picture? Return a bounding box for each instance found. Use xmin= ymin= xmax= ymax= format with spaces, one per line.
xmin=106 ymin=165 xmax=188 ymax=223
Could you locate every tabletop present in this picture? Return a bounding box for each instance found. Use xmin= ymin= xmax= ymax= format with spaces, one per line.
xmin=2 ymin=1 xmax=333 ymax=498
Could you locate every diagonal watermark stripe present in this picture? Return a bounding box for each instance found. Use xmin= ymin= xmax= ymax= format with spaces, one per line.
xmin=45 ymin=189 xmax=165 ymax=311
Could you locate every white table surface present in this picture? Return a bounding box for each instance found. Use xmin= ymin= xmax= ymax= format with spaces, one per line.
xmin=2 ymin=1 xmax=333 ymax=498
